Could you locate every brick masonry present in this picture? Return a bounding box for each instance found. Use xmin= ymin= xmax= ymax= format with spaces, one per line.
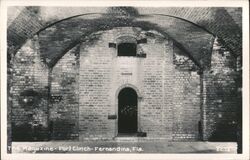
xmin=10 ymin=35 xmax=49 ymax=141
xmin=172 ymin=46 xmax=201 ymax=140
xmin=78 ymin=28 xmax=177 ymax=140
xmin=202 ymin=38 xmax=238 ymax=141
xmin=50 ymin=45 xmax=80 ymax=140
xmin=9 ymin=26 xmax=240 ymax=142
xmin=7 ymin=7 xmax=242 ymax=60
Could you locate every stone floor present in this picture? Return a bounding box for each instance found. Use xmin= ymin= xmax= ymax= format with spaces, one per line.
xmin=11 ymin=140 xmax=237 ymax=154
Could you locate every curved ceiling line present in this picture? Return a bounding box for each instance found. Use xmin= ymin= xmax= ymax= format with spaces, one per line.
xmin=37 ymin=13 xmax=103 ymax=34
xmin=147 ymin=14 xmax=215 ymax=36
xmin=33 ymin=12 xmax=215 ymax=69
xmin=15 ymin=12 xmax=214 ymax=69
xmin=36 ymin=13 xmax=214 ymax=36
xmin=49 ymin=23 xmax=203 ymax=69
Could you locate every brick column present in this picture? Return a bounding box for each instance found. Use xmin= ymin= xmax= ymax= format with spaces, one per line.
xmin=199 ymin=70 xmax=208 ymax=141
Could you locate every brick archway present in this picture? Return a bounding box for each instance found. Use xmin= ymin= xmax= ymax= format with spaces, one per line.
xmin=118 ymin=87 xmax=138 ymax=135
xmin=115 ymin=84 xmax=142 ymax=99
xmin=6 ymin=6 xmax=243 ymax=147
xmin=115 ymin=84 xmax=142 ymax=136
xmin=7 ymin=7 xmax=242 ymax=63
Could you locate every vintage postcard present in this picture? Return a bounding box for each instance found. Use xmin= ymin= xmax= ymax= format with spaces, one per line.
xmin=1 ymin=0 xmax=249 ymax=160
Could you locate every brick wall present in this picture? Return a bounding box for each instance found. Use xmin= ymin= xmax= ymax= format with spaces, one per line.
xmin=203 ymin=38 xmax=238 ymax=141
xmin=9 ymin=26 xmax=240 ymax=142
xmin=7 ymin=7 xmax=43 ymax=61
xmin=172 ymin=46 xmax=201 ymax=141
xmin=10 ymin=36 xmax=49 ymax=141
xmin=7 ymin=7 xmax=242 ymax=60
xmin=140 ymin=30 xmax=172 ymax=139
xmin=50 ymin=45 xmax=80 ymax=140
xmin=77 ymin=27 xmax=202 ymax=140
xmin=79 ymin=30 xmax=114 ymax=140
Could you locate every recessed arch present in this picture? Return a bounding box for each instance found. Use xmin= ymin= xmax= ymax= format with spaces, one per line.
xmin=115 ymin=84 xmax=142 ymax=99
xmin=8 ymin=7 xmax=242 ymax=68
xmin=118 ymin=87 xmax=138 ymax=134
xmin=115 ymin=35 xmax=137 ymax=44
xmin=114 ymin=84 xmax=142 ymax=136
xmin=8 ymin=9 xmax=242 ymax=70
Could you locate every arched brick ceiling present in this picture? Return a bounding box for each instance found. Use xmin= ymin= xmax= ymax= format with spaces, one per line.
xmin=7 ymin=7 xmax=242 ymax=69
xmin=138 ymin=7 xmax=242 ymax=56
xmin=37 ymin=14 xmax=214 ymax=69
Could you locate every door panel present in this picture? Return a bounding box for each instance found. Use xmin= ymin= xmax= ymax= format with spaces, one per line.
xmin=118 ymin=88 xmax=138 ymax=133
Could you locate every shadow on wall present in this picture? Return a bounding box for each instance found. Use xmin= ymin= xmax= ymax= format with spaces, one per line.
xmin=209 ymin=123 xmax=237 ymax=142
xmin=12 ymin=89 xmax=49 ymax=141
xmin=50 ymin=119 xmax=78 ymax=140
xmin=12 ymin=123 xmax=48 ymax=141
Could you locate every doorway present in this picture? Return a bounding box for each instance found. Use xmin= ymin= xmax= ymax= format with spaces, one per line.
xmin=118 ymin=87 xmax=138 ymax=134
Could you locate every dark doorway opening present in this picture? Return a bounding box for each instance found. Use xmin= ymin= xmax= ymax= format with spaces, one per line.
xmin=118 ymin=43 xmax=137 ymax=56
xmin=118 ymin=87 xmax=138 ymax=134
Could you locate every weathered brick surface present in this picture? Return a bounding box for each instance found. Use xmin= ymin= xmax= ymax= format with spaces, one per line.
xmin=7 ymin=7 xmax=242 ymax=59
xmin=9 ymin=24 xmax=240 ymax=142
xmin=10 ymin=36 xmax=49 ymax=141
xmin=79 ymin=30 xmax=113 ymax=139
xmin=7 ymin=7 xmax=43 ymax=61
xmin=172 ymin=71 xmax=200 ymax=140
xmin=140 ymin=30 xmax=172 ymax=139
xmin=202 ymin=38 xmax=238 ymax=141
xmin=172 ymin=46 xmax=201 ymax=141
xmin=77 ymin=27 xmax=201 ymax=140
xmin=50 ymin=45 xmax=80 ymax=140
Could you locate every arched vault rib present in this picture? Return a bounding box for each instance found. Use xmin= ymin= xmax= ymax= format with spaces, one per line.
xmin=35 ymin=13 xmax=214 ymax=69
xmin=8 ymin=7 xmax=241 ymax=67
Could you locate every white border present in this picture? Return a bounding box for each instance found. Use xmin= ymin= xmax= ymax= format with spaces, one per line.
xmin=0 ymin=0 xmax=248 ymax=7
xmin=1 ymin=0 xmax=249 ymax=160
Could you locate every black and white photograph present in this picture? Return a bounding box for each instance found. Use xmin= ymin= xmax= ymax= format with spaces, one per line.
xmin=1 ymin=0 xmax=249 ymax=160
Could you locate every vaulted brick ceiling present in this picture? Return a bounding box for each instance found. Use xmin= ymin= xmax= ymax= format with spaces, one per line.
xmin=7 ymin=7 xmax=242 ymax=69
